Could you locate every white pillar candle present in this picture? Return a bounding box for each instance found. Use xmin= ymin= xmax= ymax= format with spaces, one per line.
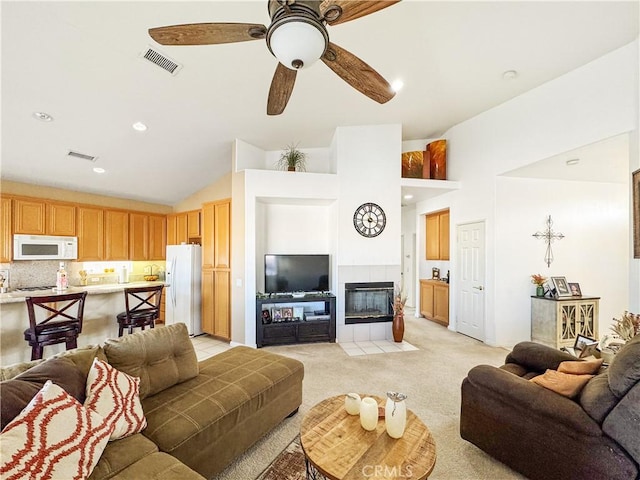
xmin=359 ymin=397 xmax=379 ymax=431
xmin=345 ymin=393 xmax=361 ymax=415
xmin=385 ymin=392 xmax=407 ymax=439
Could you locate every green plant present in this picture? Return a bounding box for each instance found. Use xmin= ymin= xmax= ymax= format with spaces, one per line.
xmin=277 ymin=143 xmax=306 ymax=172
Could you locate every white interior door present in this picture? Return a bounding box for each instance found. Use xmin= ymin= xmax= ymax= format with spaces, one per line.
xmin=457 ymin=221 xmax=486 ymax=341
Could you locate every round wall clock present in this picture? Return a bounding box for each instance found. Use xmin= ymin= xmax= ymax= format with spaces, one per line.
xmin=353 ymin=202 xmax=386 ymax=237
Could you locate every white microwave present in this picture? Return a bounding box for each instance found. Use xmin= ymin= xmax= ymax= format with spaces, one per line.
xmin=13 ymin=234 xmax=78 ymax=261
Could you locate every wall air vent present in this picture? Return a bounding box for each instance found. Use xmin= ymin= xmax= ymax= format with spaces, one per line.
xmin=141 ymin=46 xmax=183 ymax=75
xmin=67 ymin=150 xmax=98 ymax=162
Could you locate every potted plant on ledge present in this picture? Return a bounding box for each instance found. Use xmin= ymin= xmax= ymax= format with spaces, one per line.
xmin=277 ymin=143 xmax=306 ymax=172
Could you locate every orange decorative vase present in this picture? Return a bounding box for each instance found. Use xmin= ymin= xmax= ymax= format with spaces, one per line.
xmin=392 ymin=313 xmax=405 ymax=342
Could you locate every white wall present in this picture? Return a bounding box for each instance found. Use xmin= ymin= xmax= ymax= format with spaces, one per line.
xmin=495 ymin=177 xmax=628 ymax=346
xmin=335 ymin=124 xmax=402 ymax=266
xmin=416 ymin=39 xmax=638 ymax=348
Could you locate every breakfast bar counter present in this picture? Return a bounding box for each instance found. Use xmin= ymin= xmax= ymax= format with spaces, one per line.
xmin=0 ymin=281 xmax=166 ymax=366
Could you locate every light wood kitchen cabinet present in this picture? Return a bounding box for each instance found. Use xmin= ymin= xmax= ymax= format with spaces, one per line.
xmin=420 ymin=279 xmax=449 ymax=326
xmin=148 ymin=215 xmax=167 ymax=260
xmin=201 ymin=199 xmax=231 ymax=339
xmin=187 ymin=210 xmax=201 ymax=239
xmin=13 ymin=198 xmax=76 ymax=236
xmin=130 ymin=212 xmax=166 ymax=261
xmin=1 ymin=197 xmax=12 ymax=262
xmin=129 ymin=212 xmax=149 ymax=260
xmin=13 ymin=198 xmax=46 ymax=235
xmin=77 ymin=206 xmax=104 ymax=261
xmin=425 ymin=209 xmax=450 ymax=260
xmin=46 ymin=202 xmax=76 ymax=236
xmin=104 ymin=210 xmax=129 ymax=260
xmin=167 ymin=210 xmax=200 ymax=245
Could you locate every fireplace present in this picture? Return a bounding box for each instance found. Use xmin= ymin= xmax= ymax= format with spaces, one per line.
xmin=344 ymin=282 xmax=394 ymax=324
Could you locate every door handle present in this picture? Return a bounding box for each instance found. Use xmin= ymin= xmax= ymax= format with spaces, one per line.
xmin=473 ymin=285 xmax=484 ymax=291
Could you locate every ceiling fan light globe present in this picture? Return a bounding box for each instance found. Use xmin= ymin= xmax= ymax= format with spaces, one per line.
xmin=269 ymin=20 xmax=327 ymax=70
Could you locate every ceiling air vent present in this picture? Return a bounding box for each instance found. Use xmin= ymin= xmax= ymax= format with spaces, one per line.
xmin=67 ymin=150 xmax=98 ymax=162
xmin=142 ymin=46 xmax=183 ymax=75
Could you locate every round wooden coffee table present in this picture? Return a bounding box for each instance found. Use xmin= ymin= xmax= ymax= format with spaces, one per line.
xmin=300 ymin=395 xmax=436 ymax=480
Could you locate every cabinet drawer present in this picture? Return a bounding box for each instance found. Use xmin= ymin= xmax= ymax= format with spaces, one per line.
xmin=299 ymin=321 xmax=330 ymax=339
xmin=263 ymin=324 xmax=297 ymax=343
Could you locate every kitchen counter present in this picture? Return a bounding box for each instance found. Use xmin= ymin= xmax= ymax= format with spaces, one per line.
xmin=0 ymin=281 xmax=167 ymax=366
xmin=0 ymin=281 xmax=167 ymax=304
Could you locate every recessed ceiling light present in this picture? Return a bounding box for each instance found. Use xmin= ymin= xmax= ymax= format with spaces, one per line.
xmin=502 ymin=70 xmax=518 ymax=81
xmin=391 ymin=79 xmax=404 ymax=92
xmin=566 ymin=158 xmax=580 ymax=166
xmin=33 ymin=112 xmax=53 ymax=122
xmin=132 ymin=121 xmax=148 ymax=131
xmin=403 ymin=194 xmax=414 ymax=200
xmin=93 ymin=167 xmax=106 ymax=174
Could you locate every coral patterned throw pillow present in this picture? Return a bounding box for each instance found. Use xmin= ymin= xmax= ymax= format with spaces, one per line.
xmin=0 ymin=380 xmax=113 ymax=480
xmin=84 ymin=358 xmax=147 ymax=440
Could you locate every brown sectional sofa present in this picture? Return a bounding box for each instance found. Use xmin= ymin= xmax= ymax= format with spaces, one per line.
xmin=1 ymin=323 xmax=304 ymax=479
xmin=460 ymin=336 xmax=640 ymax=480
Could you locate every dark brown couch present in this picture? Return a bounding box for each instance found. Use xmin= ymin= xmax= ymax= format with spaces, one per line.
xmin=460 ymin=336 xmax=640 ymax=480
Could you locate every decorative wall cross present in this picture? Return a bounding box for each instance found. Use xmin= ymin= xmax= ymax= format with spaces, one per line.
xmin=532 ymin=215 xmax=564 ymax=267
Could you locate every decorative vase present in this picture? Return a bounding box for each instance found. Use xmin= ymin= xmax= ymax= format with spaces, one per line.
xmin=359 ymin=397 xmax=379 ymax=431
xmin=536 ymin=285 xmax=544 ymax=297
xmin=344 ymin=393 xmax=361 ymax=415
xmin=385 ymin=392 xmax=407 ymax=439
xmin=392 ymin=313 xmax=405 ymax=343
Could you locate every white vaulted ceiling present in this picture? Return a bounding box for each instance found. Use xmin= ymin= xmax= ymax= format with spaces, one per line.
xmin=1 ymin=1 xmax=638 ymax=205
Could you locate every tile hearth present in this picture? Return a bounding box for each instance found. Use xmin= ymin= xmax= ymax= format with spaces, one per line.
xmin=339 ymin=340 xmax=418 ymax=356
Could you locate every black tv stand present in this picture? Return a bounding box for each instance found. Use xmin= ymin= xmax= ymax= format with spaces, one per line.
xmin=256 ymin=294 xmax=336 ymax=347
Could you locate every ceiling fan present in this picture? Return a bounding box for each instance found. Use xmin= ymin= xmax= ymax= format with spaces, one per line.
xmin=149 ymin=0 xmax=400 ymax=115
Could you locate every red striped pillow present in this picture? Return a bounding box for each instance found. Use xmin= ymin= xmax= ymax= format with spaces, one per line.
xmin=84 ymin=358 xmax=147 ymax=440
xmin=0 ymin=380 xmax=113 ymax=479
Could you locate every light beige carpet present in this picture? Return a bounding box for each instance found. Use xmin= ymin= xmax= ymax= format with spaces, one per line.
xmin=214 ymin=312 xmax=527 ymax=480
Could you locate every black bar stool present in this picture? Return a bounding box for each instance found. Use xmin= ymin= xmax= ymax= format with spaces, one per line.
xmin=117 ymin=285 xmax=164 ymax=336
xmin=24 ymin=291 xmax=87 ymax=361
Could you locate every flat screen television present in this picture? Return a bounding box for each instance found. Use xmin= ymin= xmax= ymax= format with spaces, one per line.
xmin=265 ymin=254 xmax=330 ymax=294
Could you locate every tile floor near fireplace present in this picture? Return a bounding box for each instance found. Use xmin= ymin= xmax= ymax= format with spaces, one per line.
xmin=339 ymin=340 xmax=418 ymax=356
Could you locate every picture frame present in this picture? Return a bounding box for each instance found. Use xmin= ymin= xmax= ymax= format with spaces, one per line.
xmin=579 ymin=342 xmax=600 ymax=359
xmin=568 ymin=282 xmax=582 ymax=297
xmin=551 ymin=276 xmax=571 ymax=297
xmin=281 ymin=307 xmax=294 ymax=320
xmin=261 ymin=309 xmax=272 ymax=325
xmin=272 ymin=308 xmax=283 ymax=322
xmin=633 ymin=168 xmax=640 ymax=259
xmin=574 ymin=334 xmax=597 ymax=351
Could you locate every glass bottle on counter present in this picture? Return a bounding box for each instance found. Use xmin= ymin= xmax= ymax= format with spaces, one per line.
xmin=56 ymin=262 xmax=68 ymax=291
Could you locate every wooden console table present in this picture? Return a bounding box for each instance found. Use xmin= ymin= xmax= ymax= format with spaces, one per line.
xmin=531 ymin=296 xmax=600 ymax=348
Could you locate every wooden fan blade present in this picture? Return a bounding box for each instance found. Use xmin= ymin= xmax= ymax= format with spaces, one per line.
xmin=149 ymin=23 xmax=266 ymax=45
xmin=321 ymin=42 xmax=394 ymax=104
xmin=320 ymin=0 xmax=400 ymax=25
xmin=267 ymin=63 xmax=297 ymax=116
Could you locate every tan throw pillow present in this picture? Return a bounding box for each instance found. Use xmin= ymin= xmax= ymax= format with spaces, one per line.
xmin=558 ymin=358 xmax=604 ymax=375
xmin=85 ymin=358 xmax=147 ymax=440
xmin=530 ymin=369 xmax=594 ymax=398
xmin=0 ymin=381 xmax=113 ymax=479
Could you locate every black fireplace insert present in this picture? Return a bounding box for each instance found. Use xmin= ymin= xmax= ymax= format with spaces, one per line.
xmin=344 ymin=281 xmax=394 ymax=324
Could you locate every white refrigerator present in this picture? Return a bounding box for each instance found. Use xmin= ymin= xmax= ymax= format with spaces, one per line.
xmin=165 ymin=244 xmax=202 ymax=336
